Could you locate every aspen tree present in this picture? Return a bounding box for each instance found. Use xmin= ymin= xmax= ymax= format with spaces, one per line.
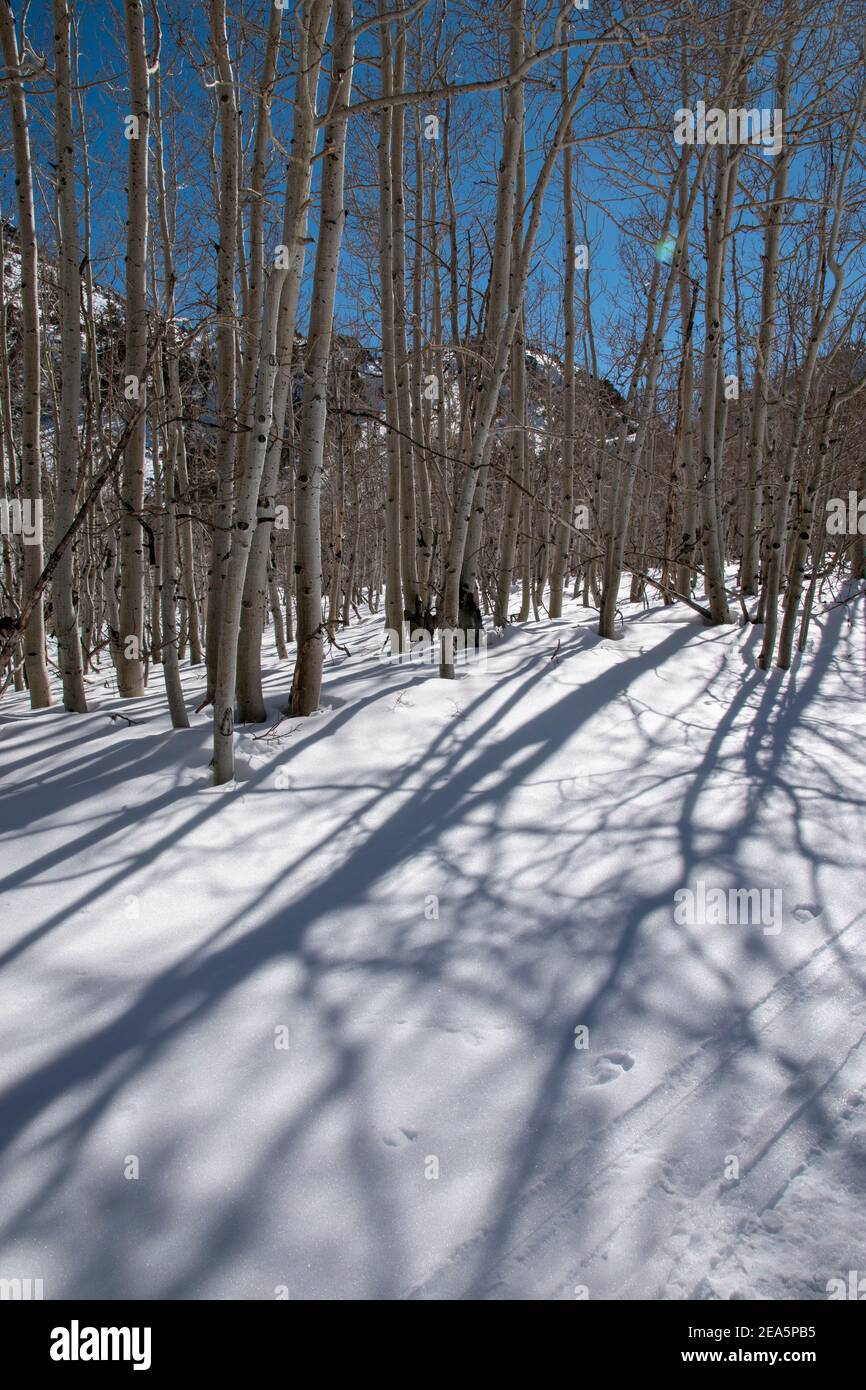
xmin=205 ymin=0 xmax=240 ymax=702
xmin=237 ymin=0 xmax=331 ymax=723
xmin=283 ymin=457 xmax=295 ymax=643
xmin=440 ymin=12 xmax=605 ymax=672
xmin=269 ymin=562 xmax=288 ymax=658
xmin=232 ymin=1 xmax=285 ymax=720
xmin=741 ymin=41 xmax=792 ymax=598
xmin=74 ymin=57 xmax=120 ymax=669
xmin=151 ymin=338 xmax=188 ymax=727
xmin=289 ymin=0 xmax=355 ymax=716
xmin=0 ymin=214 xmax=23 ymax=692
xmin=673 ymin=25 xmax=697 ymax=601
xmin=775 ymin=387 xmax=835 ymax=670
xmin=758 ymin=78 xmax=866 ymax=669
xmin=411 ymin=97 xmax=433 ymax=600
xmin=342 ymin=447 xmax=361 ymax=626
xmin=460 ymin=0 xmax=525 ymax=646
xmin=391 ymin=17 xmax=421 ymax=623
xmin=778 ymin=364 xmax=866 ymax=667
xmin=236 ymin=1 xmax=283 ymax=446
xmin=693 ymin=7 xmax=760 ymax=627
xmin=494 ymin=286 xmax=526 ymax=627
xmin=152 ymin=65 xmax=202 ymax=667
xmin=662 ymin=242 xmax=696 ymax=602
xmin=696 ymin=136 xmax=733 ymax=627
xmin=212 ymin=264 xmax=288 ymax=780
xmin=51 ymin=0 xmax=87 ymax=711
xmin=597 ymin=147 xmax=709 ymax=639
xmin=378 ymin=6 xmax=405 ymax=651
xmin=549 ymin=48 xmax=576 ymax=620
xmin=116 ymin=0 xmax=151 ymax=698
xmin=597 ymin=4 xmax=780 ymax=636
xmin=326 ymin=414 xmax=345 ymax=642
xmin=0 ymin=0 xmax=51 ymax=706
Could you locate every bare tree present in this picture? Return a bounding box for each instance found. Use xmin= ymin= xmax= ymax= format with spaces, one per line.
xmin=290 ymin=0 xmax=355 ymax=717
xmin=0 ymin=0 xmax=51 ymax=706
xmin=115 ymin=0 xmax=152 ymax=698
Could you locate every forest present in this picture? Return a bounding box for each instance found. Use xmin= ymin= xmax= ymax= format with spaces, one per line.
xmin=0 ymin=0 xmax=865 ymax=1311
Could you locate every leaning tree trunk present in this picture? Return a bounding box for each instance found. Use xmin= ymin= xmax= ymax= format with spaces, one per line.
xmin=212 ymin=268 xmax=288 ymax=782
xmin=235 ymin=0 xmax=329 ymax=722
xmin=457 ymin=0 xmax=524 ymax=651
xmin=442 ymin=16 xmax=603 ymax=669
xmin=598 ymin=146 xmax=710 ymax=639
xmin=229 ymin=0 xmax=283 ymax=722
xmin=776 ymin=388 xmax=837 ymax=670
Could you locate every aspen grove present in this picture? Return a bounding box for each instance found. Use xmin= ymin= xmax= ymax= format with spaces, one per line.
xmin=0 ymin=0 xmax=865 ymax=1309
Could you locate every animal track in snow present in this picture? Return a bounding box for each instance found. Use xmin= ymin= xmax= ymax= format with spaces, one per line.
xmin=590 ymin=1051 xmax=636 ymax=1085
xmin=440 ymin=1024 xmax=485 ymax=1046
xmin=382 ymin=1126 xmax=418 ymax=1148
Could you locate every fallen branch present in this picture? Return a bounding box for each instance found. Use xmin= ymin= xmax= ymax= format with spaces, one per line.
xmin=628 ymin=567 xmax=713 ymax=622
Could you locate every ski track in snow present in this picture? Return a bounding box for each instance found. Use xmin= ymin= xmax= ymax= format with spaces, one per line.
xmin=408 ymin=908 xmax=866 ymax=1299
xmin=0 ymin=582 xmax=864 ymax=1300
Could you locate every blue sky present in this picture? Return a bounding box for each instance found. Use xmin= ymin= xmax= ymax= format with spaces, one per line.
xmin=2 ymin=1 xmax=864 ymax=400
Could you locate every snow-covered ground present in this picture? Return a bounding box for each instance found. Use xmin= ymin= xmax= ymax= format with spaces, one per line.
xmin=1 ymin=586 xmax=864 ymax=1300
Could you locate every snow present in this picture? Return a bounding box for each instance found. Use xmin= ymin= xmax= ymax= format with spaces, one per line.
xmin=0 ymin=584 xmax=864 ymax=1300
xmin=2 ymin=247 xmax=22 ymax=294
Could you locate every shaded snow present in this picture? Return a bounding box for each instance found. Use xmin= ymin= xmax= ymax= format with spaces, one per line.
xmin=0 ymin=584 xmax=864 ymax=1299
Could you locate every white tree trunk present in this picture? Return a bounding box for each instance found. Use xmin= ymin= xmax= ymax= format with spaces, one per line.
xmin=205 ymin=0 xmax=240 ymax=702
xmin=52 ymin=0 xmax=87 ymax=711
xmin=0 ymin=1 xmax=51 ymax=707
xmin=213 ymin=269 xmax=288 ymax=782
xmin=236 ymin=0 xmax=329 ymax=721
xmin=117 ymin=0 xmax=151 ymax=698
xmin=290 ymin=0 xmax=355 ymax=714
